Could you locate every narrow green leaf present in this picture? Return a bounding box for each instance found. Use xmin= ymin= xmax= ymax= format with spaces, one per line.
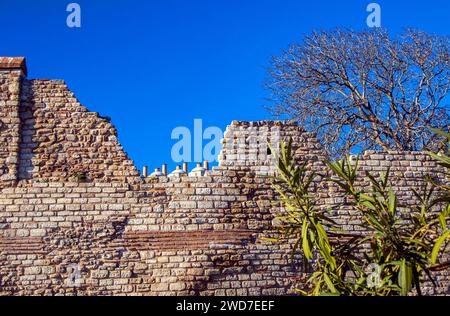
xmin=302 ymin=220 xmax=312 ymax=260
xmin=323 ymin=273 xmax=339 ymax=294
xmin=260 ymin=237 xmax=280 ymax=243
xmin=430 ymin=127 xmax=450 ymax=141
xmin=362 ymin=200 xmax=377 ymax=211
xmin=388 ymin=189 xmax=396 ymax=216
xmin=438 ymin=205 xmax=449 ymax=230
xmin=431 ymin=230 xmax=450 ymax=265
xmin=398 ymin=259 xmax=413 ymax=296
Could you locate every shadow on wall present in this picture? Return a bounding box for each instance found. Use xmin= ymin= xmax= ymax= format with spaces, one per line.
xmin=15 ymin=78 xmax=140 ymax=183
xmin=17 ymin=79 xmax=86 ymax=181
xmin=18 ymin=79 xmax=37 ymax=180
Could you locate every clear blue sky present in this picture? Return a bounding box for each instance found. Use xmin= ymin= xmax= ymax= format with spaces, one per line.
xmin=1 ymin=0 xmax=449 ymax=172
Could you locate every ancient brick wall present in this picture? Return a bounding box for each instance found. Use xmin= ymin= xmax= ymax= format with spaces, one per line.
xmin=0 ymin=58 xmax=448 ymax=296
xmin=18 ymin=78 xmax=140 ymax=184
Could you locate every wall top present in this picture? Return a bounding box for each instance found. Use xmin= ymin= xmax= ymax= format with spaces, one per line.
xmin=229 ymin=120 xmax=299 ymax=127
xmin=0 ymin=57 xmax=27 ymax=76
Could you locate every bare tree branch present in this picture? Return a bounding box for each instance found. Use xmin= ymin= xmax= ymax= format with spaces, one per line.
xmin=266 ymin=29 xmax=450 ymax=158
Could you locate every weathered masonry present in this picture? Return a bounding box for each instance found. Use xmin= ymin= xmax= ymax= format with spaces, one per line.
xmin=0 ymin=57 xmax=448 ymax=295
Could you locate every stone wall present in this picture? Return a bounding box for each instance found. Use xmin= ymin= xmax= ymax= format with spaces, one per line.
xmin=18 ymin=79 xmax=140 ymax=184
xmin=0 ymin=57 xmax=448 ymax=296
xmin=0 ymin=58 xmax=25 ymax=185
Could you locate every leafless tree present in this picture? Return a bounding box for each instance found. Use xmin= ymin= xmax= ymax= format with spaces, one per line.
xmin=266 ymin=29 xmax=450 ymax=158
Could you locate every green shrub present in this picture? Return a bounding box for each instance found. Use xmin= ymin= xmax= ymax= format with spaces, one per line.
xmin=270 ymin=134 xmax=449 ymax=296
